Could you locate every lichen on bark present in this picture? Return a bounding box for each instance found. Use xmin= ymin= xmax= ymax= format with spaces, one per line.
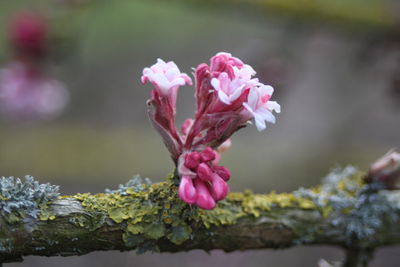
xmin=1 ymin=165 xmax=400 ymax=264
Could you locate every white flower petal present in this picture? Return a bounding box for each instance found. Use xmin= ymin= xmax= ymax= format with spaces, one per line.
xmin=218 ymin=90 xmax=231 ymax=105
xmin=156 ymin=58 xmax=166 ymax=65
xmin=170 ymin=77 xmax=185 ymax=88
xmin=243 ymin=102 xmax=254 ymax=113
xmin=266 ymin=101 xmax=281 ymax=113
xmin=165 ymin=68 xmax=179 ymax=81
xmin=246 ymin=87 xmax=259 ymax=109
xmin=153 ymin=73 xmax=171 ymax=93
xmin=254 ymin=113 xmax=266 ymax=131
xmin=211 ymin=78 xmax=221 ymax=91
xmin=258 ymin=108 xmax=276 ymax=123
xmin=259 ymin=84 xmax=274 ymax=96
xmin=229 ymin=83 xmax=245 ymax=102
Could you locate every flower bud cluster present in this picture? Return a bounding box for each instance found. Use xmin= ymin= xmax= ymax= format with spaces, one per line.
xmin=178 ymin=147 xmax=230 ymax=210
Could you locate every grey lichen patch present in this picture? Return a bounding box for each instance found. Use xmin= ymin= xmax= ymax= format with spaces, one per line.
xmin=0 ymin=176 xmax=59 ymax=223
xmin=105 ymin=175 xmax=152 ymax=195
xmin=295 ymin=166 xmax=399 ymax=244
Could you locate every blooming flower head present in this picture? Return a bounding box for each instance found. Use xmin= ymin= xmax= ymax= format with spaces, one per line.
xmin=140 ymin=52 xmax=280 ymax=209
xmin=243 ymin=84 xmax=281 ymax=131
xmin=141 ymin=58 xmax=192 ymax=98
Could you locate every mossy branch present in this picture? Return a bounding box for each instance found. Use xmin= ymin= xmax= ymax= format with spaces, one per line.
xmin=1 ymin=160 xmax=400 ymax=265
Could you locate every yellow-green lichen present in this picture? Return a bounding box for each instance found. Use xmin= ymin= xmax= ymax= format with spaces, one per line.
xmin=38 ymin=205 xmax=56 ymax=221
xmin=72 ymin=174 xmax=197 ymax=252
xmin=199 ymin=189 xmax=317 ymax=228
xmin=38 ymin=214 xmax=53 ymax=221
xmin=69 ymin=173 xmax=322 ymax=251
xmin=65 ymin=167 xmax=369 ymax=250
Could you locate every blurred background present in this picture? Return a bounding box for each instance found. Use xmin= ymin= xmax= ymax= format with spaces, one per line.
xmin=1 ymin=0 xmax=400 ymax=266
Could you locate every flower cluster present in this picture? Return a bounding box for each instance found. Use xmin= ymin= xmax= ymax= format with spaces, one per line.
xmin=141 ymin=52 xmax=280 ymax=209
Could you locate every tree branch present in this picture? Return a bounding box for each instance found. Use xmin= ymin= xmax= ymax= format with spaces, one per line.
xmin=1 ymin=154 xmax=400 ymax=265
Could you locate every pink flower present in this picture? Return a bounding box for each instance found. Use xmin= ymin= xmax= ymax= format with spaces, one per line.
xmin=142 ymin=58 xmax=192 ymax=97
xmin=0 ymin=62 xmax=68 ymax=120
xmin=211 ymin=72 xmax=246 ymax=105
xmin=210 ymin=65 xmax=259 ymax=106
xmin=142 ymin=59 xmax=192 ymax=162
xmin=243 ymin=84 xmax=281 ymax=131
xmin=140 ymin=52 xmax=281 ymax=209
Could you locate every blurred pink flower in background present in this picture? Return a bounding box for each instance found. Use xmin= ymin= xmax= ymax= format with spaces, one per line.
xmin=0 ymin=62 xmax=68 ymax=120
xmin=0 ymin=10 xmax=69 ymax=121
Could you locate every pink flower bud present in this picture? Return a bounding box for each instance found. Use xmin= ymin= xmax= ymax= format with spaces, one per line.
xmin=178 ymin=176 xmax=197 ymax=204
xmin=210 ymin=52 xmax=243 ymax=76
xmin=194 ymin=179 xmax=216 ymax=210
xmin=184 ymin=152 xmax=200 ymax=170
xmin=197 ymin=163 xmax=213 ymax=182
xmin=200 ymin=147 xmax=216 ymax=162
xmin=209 ymin=174 xmax=229 ymax=201
xmin=214 ymin=165 xmax=231 ymax=181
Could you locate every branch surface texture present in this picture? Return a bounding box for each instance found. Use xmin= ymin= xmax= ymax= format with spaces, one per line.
xmin=1 ymin=162 xmax=400 ymax=266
